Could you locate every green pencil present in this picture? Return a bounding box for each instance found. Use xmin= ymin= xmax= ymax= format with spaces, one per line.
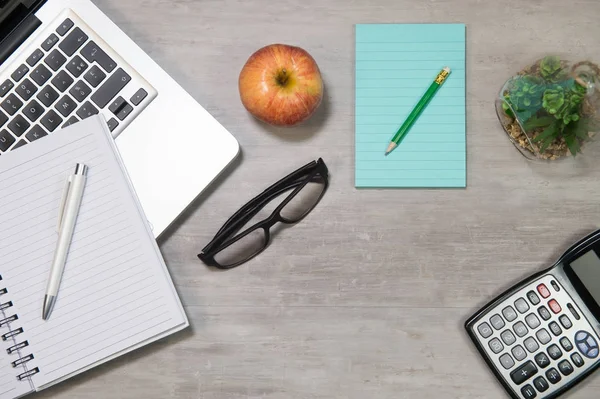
xmin=385 ymin=67 xmax=451 ymax=156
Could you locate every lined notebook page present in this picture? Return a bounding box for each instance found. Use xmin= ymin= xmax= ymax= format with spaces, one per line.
xmin=0 ymin=116 xmax=187 ymax=391
xmin=0 ymin=316 xmax=33 ymax=399
xmin=355 ymin=24 xmax=466 ymax=188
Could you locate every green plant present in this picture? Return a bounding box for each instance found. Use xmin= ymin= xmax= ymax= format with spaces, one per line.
xmin=502 ymin=56 xmax=590 ymax=156
xmin=502 ymin=76 xmax=543 ymax=121
xmin=540 ymin=56 xmax=568 ymax=82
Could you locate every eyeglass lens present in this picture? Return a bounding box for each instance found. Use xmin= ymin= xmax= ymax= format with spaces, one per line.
xmin=213 ymin=177 xmax=326 ymax=266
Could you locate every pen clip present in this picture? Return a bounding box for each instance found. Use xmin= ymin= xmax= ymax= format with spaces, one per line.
xmin=57 ymin=176 xmax=72 ymax=233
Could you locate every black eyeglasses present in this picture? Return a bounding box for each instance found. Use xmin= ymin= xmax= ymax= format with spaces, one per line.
xmin=198 ymin=158 xmax=329 ymax=269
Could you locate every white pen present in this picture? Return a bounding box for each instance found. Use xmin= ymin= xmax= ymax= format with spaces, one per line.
xmin=42 ymin=163 xmax=88 ymax=320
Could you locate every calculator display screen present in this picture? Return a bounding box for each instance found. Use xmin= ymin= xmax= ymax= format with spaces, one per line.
xmin=566 ymin=249 xmax=600 ymax=317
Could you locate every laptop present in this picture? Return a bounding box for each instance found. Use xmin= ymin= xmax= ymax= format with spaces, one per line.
xmin=0 ymin=0 xmax=240 ymax=237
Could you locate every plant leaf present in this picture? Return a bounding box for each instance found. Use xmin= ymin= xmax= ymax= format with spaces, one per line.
xmin=539 ymin=136 xmax=555 ymax=153
xmin=524 ymin=116 xmax=554 ymax=130
xmin=564 ymin=134 xmax=580 ymax=156
xmin=533 ymin=123 xmax=558 ymax=143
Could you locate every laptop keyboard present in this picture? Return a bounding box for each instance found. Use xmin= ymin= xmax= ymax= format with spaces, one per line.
xmin=0 ymin=11 xmax=156 ymax=154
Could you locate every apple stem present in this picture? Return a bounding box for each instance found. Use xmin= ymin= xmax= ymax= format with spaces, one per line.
xmin=276 ymin=69 xmax=289 ymax=86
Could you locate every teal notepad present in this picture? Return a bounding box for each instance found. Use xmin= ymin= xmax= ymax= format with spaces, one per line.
xmin=355 ymin=23 xmax=466 ymax=188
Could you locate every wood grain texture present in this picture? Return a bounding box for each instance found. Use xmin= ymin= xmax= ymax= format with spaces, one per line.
xmin=35 ymin=0 xmax=600 ymax=397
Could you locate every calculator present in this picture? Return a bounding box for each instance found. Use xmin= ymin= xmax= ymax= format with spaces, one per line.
xmin=465 ymin=229 xmax=600 ymax=399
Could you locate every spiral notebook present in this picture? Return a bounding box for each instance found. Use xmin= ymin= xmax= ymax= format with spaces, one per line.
xmin=354 ymin=23 xmax=466 ymax=188
xmin=0 ymin=116 xmax=188 ymax=399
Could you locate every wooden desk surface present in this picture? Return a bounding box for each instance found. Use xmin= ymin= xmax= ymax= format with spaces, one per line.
xmin=37 ymin=0 xmax=600 ymax=397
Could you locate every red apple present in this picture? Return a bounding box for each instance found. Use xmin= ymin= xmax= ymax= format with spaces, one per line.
xmin=239 ymin=44 xmax=323 ymax=126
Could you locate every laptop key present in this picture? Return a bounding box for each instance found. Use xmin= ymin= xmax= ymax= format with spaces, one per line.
xmin=11 ymin=64 xmax=29 ymax=82
xmin=0 ymin=129 xmax=15 ymax=152
xmin=116 ymin=103 xmax=133 ymax=121
xmin=0 ymin=80 xmax=13 ymax=97
xmin=25 ymin=125 xmax=47 ymax=142
xmin=37 ymin=85 xmax=59 ymax=107
xmin=40 ymin=110 xmax=62 ymax=132
xmin=66 ymin=55 xmax=88 ymax=78
xmin=52 ymin=70 xmax=74 ymax=93
xmin=30 ymin=64 xmax=52 ymax=86
xmin=130 ymin=88 xmax=148 ymax=106
xmin=59 ymin=27 xmax=88 ymax=56
xmin=81 ymin=41 xmax=117 ymax=73
xmin=56 ymin=18 xmax=74 ymax=36
xmin=62 ymin=116 xmax=79 ymax=128
xmin=108 ymin=96 xmax=126 ymax=114
xmin=84 ymin=65 xmax=106 ymax=88
xmin=76 ymin=101 xmax=99 ymax=120
xmin=41 ymin=33 xmax=59 ymax=51
xmin=106 ymin=117 xmax=119 ymax=132
xmin=55 ymin=95 xmax=76 ymax=117
xmin=23 ymin=100 xmax=44 ymax=122
xmin=8 ymin=115 xmax=30 ymax=137
xmin=44 ymin=49 xmax=67 ymax=72
xmin=26 ymin=49 xmax=44 ymax=67
xmin=15 ymin=79 xmax=37 ymax=101
xmin=92 ymin=69 xmax=131 ymax=108
xmin=0 ymin=110 xmax=7 ymax=127
xmin=1 ymin=94 xmax=23 ymax=116
xmin=69 ymin=81 xmax=92 ymax=102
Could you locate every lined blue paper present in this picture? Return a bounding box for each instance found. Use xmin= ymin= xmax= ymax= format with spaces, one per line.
xmin=355 ymin=24 xmax=466 ymax=188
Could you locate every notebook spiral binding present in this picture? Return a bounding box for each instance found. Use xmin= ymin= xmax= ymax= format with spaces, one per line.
xmin=0 ymin=275 xmax=40 ymax=381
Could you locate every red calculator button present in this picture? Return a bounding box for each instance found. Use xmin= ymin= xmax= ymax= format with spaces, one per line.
xmin=537 ymin=284 xmax=551 ymax=298
xmin=549 ymin=299 xmax=562 ymax=314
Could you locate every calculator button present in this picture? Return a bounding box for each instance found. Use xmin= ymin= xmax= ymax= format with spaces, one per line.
xmin=537 ymin=284 xmax=551 ymax=298
xmin=559 ymin=315 xmax=572 ymax=329
xmin=512 ymin=345 xmax=527 ymax=361
xmin=502 ymin=306 xmax=518 ymax=322
xmin=574 ymin=331 xmax=599 ymax=359
xmin=489 ymin=338 xmax=504 ymax=354
xmin=510 ymin=361 xmax=538 ymax=385
xmin=499 ymin=353 xmax=515 ymax=370
xmin=533 ymin=376 xmax=549 ymax=392
xmin=549 ymin=322 xmax=562 ymax=336
xmin=477 ymin=322 xmax=493 ymax=338
xmin=550 ymin=280 xmax=560 ymax=292
xmin=571 ymin=353 xmax=584 ymax=367
xmin=558 ymin=360 xmax=573 ymax=376
xmin=548 ymin=299 xmax=561 ymax=314
xmin=520 ymin=384 xmax=537 ymax=399
xmin=567 ymin=303 xmax=581 ymax=320
xmin=560 ymin=337 xmax=573 ymax=352
xmin=490 ymin=314 xmax=505 ymax=330
xmin=546 ymin=367 xmax=561 ymax=384
xmin=536 ymin=328 xmax=552 ymax=345
xmin=501 ymin=330 xmax=517 ymax=346
xmin=527 ymin=291 xmax=540 ymax=305
xmin=524 ymin=337 xmax=539 ymax=353
xmin=525 ymin=314 xmax=540 ymax=330
xmin=514 ymin=322 xmax=529 ymax=338
xmin=548 ymin=344 xmax=563 ymax=360
xmin=515 ymin=298 xmax=530 ymax=314
xmin=538 ymin=306 xmax=551 ymax=321
xmin=534 ymin=352 xmax=551 ymax=368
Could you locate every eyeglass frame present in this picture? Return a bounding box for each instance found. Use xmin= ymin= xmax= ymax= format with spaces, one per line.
xmin=198 ymin=158 xmax=329 ymax=269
